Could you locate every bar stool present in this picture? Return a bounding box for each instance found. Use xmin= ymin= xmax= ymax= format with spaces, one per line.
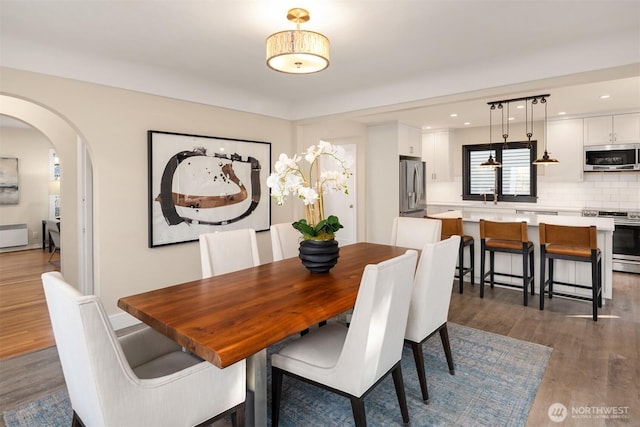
xmin=479 ymin=220 xmax=535 ymax=306
xmin=429 ymin=217 xmax=475 ymax=294
xmin=539 ymin=223 xmax=602 ymax=321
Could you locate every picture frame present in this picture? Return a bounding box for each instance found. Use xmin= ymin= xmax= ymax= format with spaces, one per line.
xmin=148 ymin=130 xmax=271 ymax=248
xmin=0 ymin=157 xmax=19 ymax=205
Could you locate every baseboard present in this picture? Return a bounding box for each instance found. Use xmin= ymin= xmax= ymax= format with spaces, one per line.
xmin=0 ymin=243 xmax=41 ymax=253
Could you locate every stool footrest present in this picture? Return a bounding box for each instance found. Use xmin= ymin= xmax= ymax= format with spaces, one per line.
xmin=541 ymin=290 xmax=599 ymax=302
xmin=542 ymin=279 xmax=597 ymax=293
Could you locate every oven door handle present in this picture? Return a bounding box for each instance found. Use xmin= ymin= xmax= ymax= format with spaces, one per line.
xmin=613 ymin=220 xmax=640 ymax=226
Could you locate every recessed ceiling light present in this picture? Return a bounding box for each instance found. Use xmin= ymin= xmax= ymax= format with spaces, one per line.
xmin=464 ymin=122 xmax=471 ymax=126
xmin=516 ymin=105 xmax=525 ymax=109
xmin=558 ymin=111 xmax=567 ymax=115
xmin=599 ymin=94 xmax=610 ymax=99
xmin=450 ymin=113 xmax=458 ymax=118
xmin=423 ymin=126 xmax=432 ymax=130
xmin=508 ymin=117 xmax=515 ymax=121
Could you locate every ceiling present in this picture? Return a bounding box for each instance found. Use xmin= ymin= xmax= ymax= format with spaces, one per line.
xmin=1 ymin=0 xmax=639 ymax=130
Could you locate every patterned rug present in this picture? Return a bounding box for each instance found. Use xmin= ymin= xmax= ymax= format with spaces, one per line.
xmin=4 ymin=323 xmax=551 ymax=427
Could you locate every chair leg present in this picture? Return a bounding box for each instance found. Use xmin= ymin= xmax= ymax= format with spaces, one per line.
xmin=549 ymin=259 xmax=554 ymax=299
xmin=458 ymin=242 xmax=464 ymax=294
xmin=540 ymin=249 xmax=546 ymax=311
xmin=48 ymin=247 xmax=58 ymax=262
xmin=529 ymin=250 xmax=535 ymax=295
xmin=271 ymin=367 xmax=283 ymax=427
xmin=349 ymin=396 xmax=367 ymax=427
xmin=522 ymin=245 xmax=528 ymax=307
xmin=409 ymin=341 xmax=429 ymax=403
xmin=591 ymin=253 xmax=599 ymax=322
xmin=439 ymin=324 xmax=455 ymax=375
xmin=598 ymin=259 xmax=603 ymax=308
xmin=72 ymin=411 xmax=84 ymax=427
xmin=469 ymin=241 xmax=475 ymax=286
xmin=489 ymin=251 xmax=495 ymax=288
xmin=391 ymin=364 xmax=410 ymax=425
xmin=480 ymin=245 xmax=485 ymax=298
xmin=231 ymin=403 xmax=245 ymax=427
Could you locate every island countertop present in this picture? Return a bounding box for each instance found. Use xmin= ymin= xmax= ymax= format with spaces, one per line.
xmin=430 ymin=210 xmax=614 ymax=300
xmin=430 ymin=210 xmax=615 ymax=231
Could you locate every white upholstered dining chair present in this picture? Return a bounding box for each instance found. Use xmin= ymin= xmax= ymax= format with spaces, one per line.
xmin=390 ymin=216 xmax=442 ymax=249
xmin=404 ymin=235 xmax=461 ymax=403
xmin=271 ymin=250 xmax=419 ymax=427
xmin=41 ymin=272 xmax=246 ymax=427
xmin=270 ymin=222 xmax=301 ymax=261
xmin=199 ymin=228 xmax=260 ymax=277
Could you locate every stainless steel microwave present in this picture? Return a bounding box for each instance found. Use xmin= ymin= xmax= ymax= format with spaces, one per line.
xmin=584 ymin=144 xmax=639 ymax=171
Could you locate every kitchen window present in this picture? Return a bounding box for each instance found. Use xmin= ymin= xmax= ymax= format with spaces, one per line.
xmin=462 ymin=141 xmax=538 ymax=203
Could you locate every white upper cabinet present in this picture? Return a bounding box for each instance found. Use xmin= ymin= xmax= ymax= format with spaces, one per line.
xmin=398 ymin=123 xmax=422 ymax=157
xmin=583 ymin=113 xmax=640 ymax=145
xmin=422 ymin=131 xmax=452 ymax=182
xmin=544 ymin=118 xmax=583 ymax=182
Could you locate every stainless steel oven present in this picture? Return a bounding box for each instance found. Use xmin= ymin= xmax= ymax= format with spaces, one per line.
xmin=583 ymin=210 xmax=640 ymax=274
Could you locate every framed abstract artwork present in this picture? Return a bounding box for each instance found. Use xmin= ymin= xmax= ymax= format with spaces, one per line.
xmin=148 ymin=130 xmax=271 ymax=247
xmin=0 ymin=157 xmax=19 ymax=205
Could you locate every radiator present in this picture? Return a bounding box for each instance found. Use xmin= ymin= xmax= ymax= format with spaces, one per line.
xmin=0 ymin=224 xmax=28 ymax=248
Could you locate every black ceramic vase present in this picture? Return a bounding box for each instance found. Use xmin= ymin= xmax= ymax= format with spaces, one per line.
xmin=298 ymin=239 xmax=340 ymax=274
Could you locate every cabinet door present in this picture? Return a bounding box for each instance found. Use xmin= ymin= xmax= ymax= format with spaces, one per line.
xmin=613 ymin=113 xmax=640 ymax=143
xmin=398 ymin=124 xmax=422 ymax=156
xmin=422 ymin=131 xmax=452 ymax=181
xmin=544 ymin=119 xmax=583 ymax=182
xmin=583 ymin=116 xmax=612 ymax=146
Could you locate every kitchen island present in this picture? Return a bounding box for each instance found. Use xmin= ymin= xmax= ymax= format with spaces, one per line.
xmin=431 ymin=210 xmax=615 ymax=300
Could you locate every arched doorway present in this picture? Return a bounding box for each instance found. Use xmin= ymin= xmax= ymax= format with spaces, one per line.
xmin=0 ymin=95 xmax=94 ymax=294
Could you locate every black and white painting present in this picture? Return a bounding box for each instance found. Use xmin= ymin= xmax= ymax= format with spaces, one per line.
xmin=0 ymin=157 xmax=19 ymax=205
xmin=148 ymin=130 xmax=271 ymax=247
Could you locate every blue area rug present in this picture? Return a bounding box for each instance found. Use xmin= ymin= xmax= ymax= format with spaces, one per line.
xmin=4 ymin=323 xmax=551 ymax=427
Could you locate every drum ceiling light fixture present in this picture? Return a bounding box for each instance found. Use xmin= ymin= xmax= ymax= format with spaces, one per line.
xmin=266 ymin=8 xmax=330 ymax=74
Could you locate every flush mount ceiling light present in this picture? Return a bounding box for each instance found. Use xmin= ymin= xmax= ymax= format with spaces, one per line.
xmin=266 ymin=8 xmax=330 ymax=74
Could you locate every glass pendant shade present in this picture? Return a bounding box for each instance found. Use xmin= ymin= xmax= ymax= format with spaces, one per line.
xmin=533 ymin=150 xmax=560 ymax=165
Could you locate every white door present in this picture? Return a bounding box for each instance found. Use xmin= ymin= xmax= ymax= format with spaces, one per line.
xmin=321 ymin=143 xmax=356 ymax=246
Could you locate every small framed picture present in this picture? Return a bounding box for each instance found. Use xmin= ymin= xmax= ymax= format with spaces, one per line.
xmin=148 ymin=130 xmax=271 ymax=247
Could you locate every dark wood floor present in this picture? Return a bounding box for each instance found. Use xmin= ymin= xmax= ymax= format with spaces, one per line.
xmin=0 ymin=249 xmax=638 ymax=426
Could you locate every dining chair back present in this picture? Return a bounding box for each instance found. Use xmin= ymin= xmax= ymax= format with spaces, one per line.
xmin=46 ymin=219 xmax=61 ymax=262
xmin=270 ymin=223 xmax=301 ymax=261
xmin=479 ymin=219 xmax=535 ymax=306
xmin=199 ymin=228 xmax=260 ymax=277
xmin=42 ymin=271 xmax=246 ymax=427
xmin=390 ymin=216 xmax=442 ymax=249
xmin=271 ymin=249 xmax=419 ymax=426
xmin=405 ymin=235 xmax=461 ymax=402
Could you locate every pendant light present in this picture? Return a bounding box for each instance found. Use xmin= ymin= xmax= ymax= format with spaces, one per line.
xmin=266 ymin=8 xmax=330 ymax=74
xmin=533 ymin=96 xmax=559 ymax=165
xmin=481 ymin=103 xmax=502 ymax=168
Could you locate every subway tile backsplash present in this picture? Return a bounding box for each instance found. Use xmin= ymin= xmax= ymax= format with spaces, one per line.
xmin=427 ymin=173 xmax=640 ymax=211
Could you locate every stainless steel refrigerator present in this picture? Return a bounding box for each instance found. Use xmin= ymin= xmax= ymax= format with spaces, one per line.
xmin=399 ymin=157 xmax=426 ymax=215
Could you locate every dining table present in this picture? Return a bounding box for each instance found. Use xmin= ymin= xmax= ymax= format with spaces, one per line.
xmin=118 ymin=242 xmax=412 ymax=426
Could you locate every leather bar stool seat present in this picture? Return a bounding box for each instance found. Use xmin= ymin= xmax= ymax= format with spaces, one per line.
xmin=479 ymin=220 xmax=535 ymax=306
xmin=430 ymin=217 xmax=475 ymax=294
xmin=539 ymin=223 xmax=602 ymax=321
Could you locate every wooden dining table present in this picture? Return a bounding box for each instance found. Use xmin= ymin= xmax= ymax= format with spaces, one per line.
xmin=118 ymin=242 xmax=411 ymax=426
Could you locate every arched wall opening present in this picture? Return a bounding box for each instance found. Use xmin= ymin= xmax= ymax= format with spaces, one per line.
xmin=0 ymin=94 xmax=94 ymax=293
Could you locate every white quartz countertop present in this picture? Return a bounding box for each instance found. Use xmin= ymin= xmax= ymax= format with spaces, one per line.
xmin=427 ymin=201 xmax=583 ymax=214
xmin=431 ymin=210 xmax=615 ymax=231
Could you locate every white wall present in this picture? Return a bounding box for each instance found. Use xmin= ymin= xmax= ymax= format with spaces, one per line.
xmin=0 ymin=126 xmax=51 ymax=246
xmin=1 ymin=67 xmax=294 ymax=317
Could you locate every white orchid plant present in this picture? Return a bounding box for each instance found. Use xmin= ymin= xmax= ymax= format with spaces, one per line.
xmin=267 ymin=141 xmax=352 ymax=240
